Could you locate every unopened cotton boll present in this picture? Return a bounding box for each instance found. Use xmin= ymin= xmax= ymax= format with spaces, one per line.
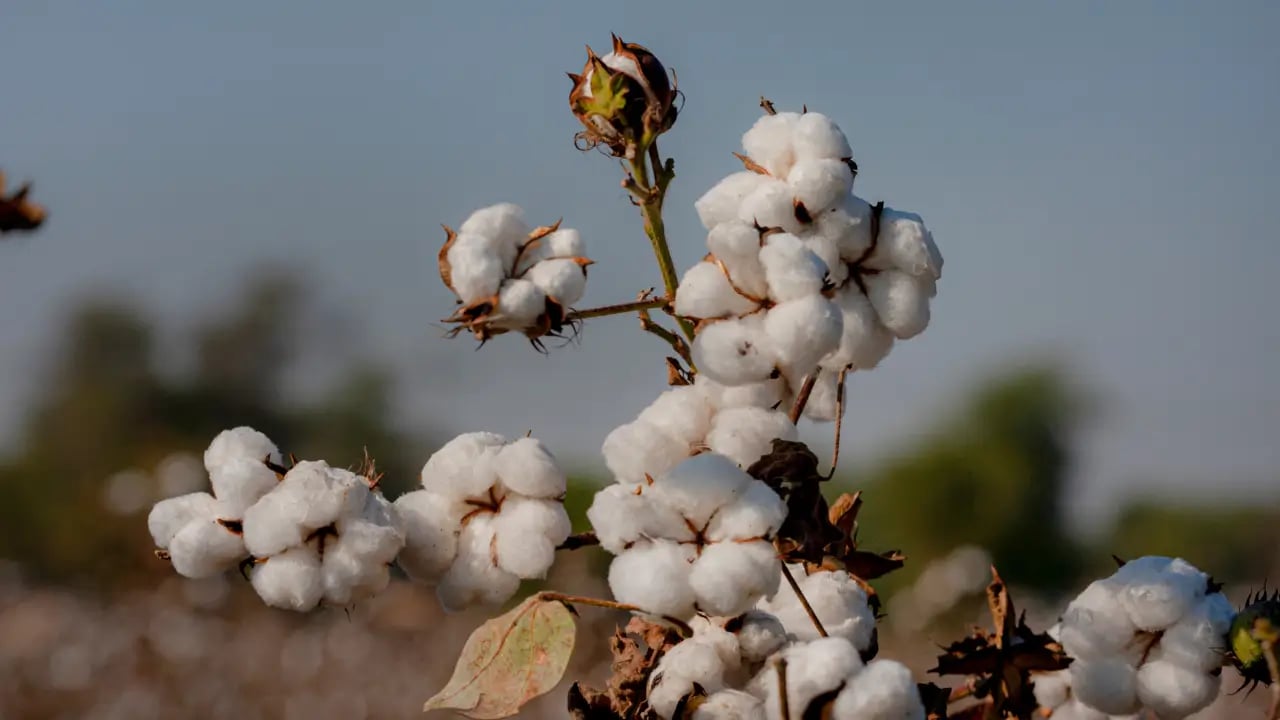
xmin=650 ymin=453 xmax=752 ymax=526
xmin=638 ymin=386 xmax=717 ymax=447
xmin=759 ymin=567 xmax=876 ymax=649
xmin=420 ymin=432 xmax=506 ymax=499
xmin=492 ymin=437 xmax=566 ymax=498
xmin=446 ymin=239 xmax=506 ymax=303
xmin=697 ymin=172 xmax=773 ymax=230
xmin=492 ymin=495 xmax=571 ymax=579
xmin=492 ymin=278 xmax=547 ymax=330
xmin=706 ymin=480 xmax=787 ymax=542
xmin=832 ymin=659 xmax=926 ymax=720
xmin=676 ymin=261 xmax=760 ymax=319
xmin=1134 ymin=660 xmax=1218 ymax=719
xmin=826 ymin=287 xmax=895 ymax=371
xmin=251 ymin=545 xmax=324 ymax=612
xmin=730 ymin=611 xmax=788 ymax=663
xmin=764 ymin=295 xmax=843 ymax=375
xmin=690 ymin=540 xmax=781 ymax=616
xmin=691 ymin=316 xmax=779 ymax=387
xmin=742 ymin=112 xmax=801 ymax=178
xmin=458 ymin=202 xmax=528 ymax=267
xmin=739 ymin=181 xmax=805 ymax=236
xmin=608 ymin=540 xmax=696 ymax=618
xmin=865 ymin=270 xmax=933 ymax=339
xmin=168 ymin=519 xmax=248 ymax=579
xmin=865 ymin=209 xmax=942 ymax=279
xmin=788 ymin=159 xmax=853 ymax=216
xmin=707 ymin=221 xmax=769 ymax=298
xmin=705 ymin=407 xmax=797 ymax=469
xmin=791 ymin=113 xmax=852 ymax=163
xmin=149 ymin=493 xmax=218 ymax=548
xmin=436 ymin=515 xmax=521 ymax=611
xmin=1070 ymin=656 xmax=1139 ymax=716
xmin=524 ymin=258 xmax=587 ymax=306
xmin=602 ymin=420 xmax=691 ymax=484
xmin=693 ymin=690 xmax=765 ymax=720
xmin=392 ymin=490 xmax=462 ymax=580
xmin=1060 ymin=580 xmax=1138 ymax=659
xmin=759 ymin=234 xmax=829 ymax=302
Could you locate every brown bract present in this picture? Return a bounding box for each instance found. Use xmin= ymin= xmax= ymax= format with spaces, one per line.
xmin=0 ymin=171 xmax=46 ymax=235
xmin=568 ymin=616 xmax=680 ymax=720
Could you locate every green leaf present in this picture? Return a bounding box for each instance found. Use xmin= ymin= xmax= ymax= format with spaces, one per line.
xmin=423 ymin=594 xmax=577 ymax=719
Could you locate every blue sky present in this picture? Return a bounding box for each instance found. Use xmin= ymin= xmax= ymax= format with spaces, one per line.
xmin=2 ymin=2 xmax=1277 ymax=530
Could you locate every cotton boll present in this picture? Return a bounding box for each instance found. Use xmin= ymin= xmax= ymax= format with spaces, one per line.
xmin=1060 ymin=580 xmax=1138 ymax=659
xmin=864 ymin=209 xmax=942 ymax=279
xmin=638 ymin=386 xmax=717 ymax=447
xmin=739 ymin=181 xmax=805 ymax=236
xmin=252 ymin=545 xmax=323 ymax=612
xmin=697 ymin=374 xmax=788 ymax=412
xmin=760 ymin=568 xmax=875 ymax=649
xmin=490 ymin=278 xmax=547 ymax=330
xmin=865 ymin=270 xmax=933 ymax=339
xmin=493 ymin=437 xmax=567 ymax=499
xmin=792 ymin=113 xmax=852 ymax=163
xmin=602 ymin=420 xmax=692 ymax=484
xmin=524 ymin=258 xmax=587 ymax=306
xmin=588 ymin=482 xmax=687 ymax=553
xmin=651 ymin=453 xmax=753 ymax=526
xmin=788 ymin=159 xmax=853 ymax=216
xmin=759 ymin=234 xmax=829 ymax=302
xmin=241 ymin=462 xmax=370 ymax=558
xmin=802 ymin=233 xmax=849 ymax=287
xmin=707 ymin=221 xmax=769 ymax=298
xmin=608 ymin=540 xmax=696 ymax=618
xmin=690 ymin=540 xmax=781 ymax=616
xmin=649 ymin=639 xmax=730 ymax=719
xmin=755 ymin=638 xmax=864 ymax=720
xmin=1070 ymin=657 xmax=1140 ymax=716
xmin=1153 ymin=594 xmax=1232 ymax=671
xmin=1118 ymin=557 xmax=1208 ymax=631
xmin=492 ymin=496 xmax=571 ymax=579
xmin=1051 ymin=699 xmax=1111 ymax=720
xmin=693 ymin=690 xmax=765 ymax=720
xmin=742 ymin=112 xmax=801 ymax=177
xmin=204 ymin=426 xmax=280 ymax=473
xmin=392 ymin=490 xmax=462 ymax=581
xmin=764 ymin=295 xmax=843 ymax=376
xmin=811 ymin=195 xmax=874 ymax=263
xmin=705 ymin=407 xmax=798 ymax=470
xmin=436 ymin=515 xmax=521 ymax=611
xmin=692 ymin=316 xmax=779 ymax=387
xmin=826 ymin=287 xmax=895 ymax=371
xmin=168 ymin=519 xmax=247 ymax=578
xmin=731 ymin=611 xmax=788 ymax=663
xmin=800 ymin=369 xmax=842 ymax=422
xmin=421 ymin=432 xmax=506 ymax=499
xmin=321 ymin=519 xmax=402 ymax=606
xmin=1111 ymin=555 xmax=1174 ymax=584
xmin=446 ymin=240 xmax=506 ymax=303
xmin=149 ymin=493 xmax=217 ymax=548
xmin=1031 ymin=670 xmax=1071 ymax=710
xmin=697 ymin=172 xmax=772 ymax=230
xmin=210 ymin=457 xmax=280 ymax=518
xmin=1134 ymin=660 xmax=1218 ymax=719
xmin=707 ymin=480 xmax=787 ymax=542
xmin=676 ymin=261 xmax=760 ymax=319
xmin=514 ymin=227 xmax=585 ymax=274
xmin=458 ymin=202 xmax=528 ymax=267
xmin=832 ymin=659 xmax=925 ymax=720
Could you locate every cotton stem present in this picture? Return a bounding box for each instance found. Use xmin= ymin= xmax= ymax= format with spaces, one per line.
xmin=627 ymin=141 xmax=697 ymax=343
xmin=779 ymin=562 xmax=828 ymax=637
xmin=536 ymin=591 xmax=692 ymax=637
xmin=568 ymin=297 xmax=668 ymax=321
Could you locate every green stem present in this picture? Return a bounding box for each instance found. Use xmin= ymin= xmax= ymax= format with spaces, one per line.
xmin=629 ymin=142 xmax=697 ymax=343
xmin=567 ymin=297 xmax=667 ymax=321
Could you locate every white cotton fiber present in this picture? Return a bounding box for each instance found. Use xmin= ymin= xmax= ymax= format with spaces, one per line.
xmin=787 ymin=159 xmax=853 ymax=216
xmin=1060 ymin=580 xmax=1138 ymax=659
xmin=436 ymin=515 xmax=521 ymax=611
xmin=514 ymin=227 xmax=585 ymax=274
xmin=692 ymin=690 xmax=765 ymax=720
xmin=251 ymin=545 xmax=324 ymax=612
xmin=446 ymin=239 xmax=506 ymax=303
xmin=865 ymin=270 xmax=933 ymax=339
xmin=167 ymin=519 xmax=247 ymax=579
xmin=675 ymin=261 xmax=760 ymax=319
xmin=696 ymin=172 xmax=772 ymax=230
xmin=241 ymin=462 xmax=369 ymax=558
xmin=638 ymin=386 xmax=717 ymax=447
xmin=706 ymin=480 xmax=787 ymax=542
xmin=707 ymin=221 xmax=768 ymax=298
xmin=759 ymin=567 xmax=875 ymax=650
xmin=1069 ymin=655 xmax=1139 ymax=716
xmin=754 ymin=637 xmax=863 ymax=720
xmin=608 ymin=540 xmax=696 ymax=618
xmin=492 ymin=437 xmax=567 ymax=499
xmin=204 ymin=426 xmax=280 ymax=474
xmin=1135 ymin=659 xmax=1219 ymax=719
xmin=732 ymin=611 xmax=788 ymax=663
xmin=689 ymin=540 xmax=781 ymax=616
xmin=492 ymin=278 xmax=547 ymax=330
xmin=705 ymin=407 xmax=797 ymax=469
xmin=149 ymin=492 xmax=217 ymax=548
xmin=1117 ymin=557 xmax=1206 ymax=632
xmin=392 ymin=490 xmax=462 ymax=581
xmin=420 ymin=432 xmax=506 ymax=499
xmin=458 ymin=202 xmax=528 ymax=267
xmin=210 ymin=456 xmax=280 ymax=518
xmin=791 ymin=112 xmax=852 ymax=163
xmin=491 ymin=495 xmax=571 ymax=579
xmin=832 ymin=659 xmax=926 ymax=720
xmin=691 ymin=316 xmax=779 ymax=387
xmin=697 ymin=374 xmax=787 ymax=412
xmin=524 ymin=258 xmax=587 ymax=306
xmin=601 ymin=420 xmax=691 ymax=484
xmin=739 ymin=180 xmax=805 ymax=236
xmin=650 ymin=453 xmax=752 ymax=527
xmin=763 ymin=295 xmax=843 ymax=375
xmin=865 ymin=209 xmax=942 ymax=279
xmin=649 ymin=638 xmax=731 ymax=719
xmin=1156 ymin=593 xmax=1232 ymax=671
xmin=741 ymin=112 xmax=801 ymax=178
xmin=826 ymin=286 xmax=895 ymax=371
xmin=759 ymin=233 xmax=829 ymax=302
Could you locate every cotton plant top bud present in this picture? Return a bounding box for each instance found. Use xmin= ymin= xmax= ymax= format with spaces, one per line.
xmin=239 ymin=460 xmax=404 ymax=612
xmin=589 ymin=453 xmax=786 ymax=619
xmin=568 ymin=34 xmax=677 ymax=158
xmin=439 ymin=204 xmax=592 ymax=345
xmin=1057 ymin=555 xmax=1232 ymax=719
xmin=147 ymin=426 xmax=282 ymax=579
xmin=683 ymin=108 xmax=943 ymax=422
xmin=756 ymin=565 xmax=877 ymax=651
xmin=393 ymin=432 xmax=571 ymax=611
xmin=748 ymin=637 xmax=925 ymax=720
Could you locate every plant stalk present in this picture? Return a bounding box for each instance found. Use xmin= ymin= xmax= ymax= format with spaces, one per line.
xmin=536 ymin=591 xmax=692 ymax=637
xmin=628 ymin=142 xmax=697 ymax=343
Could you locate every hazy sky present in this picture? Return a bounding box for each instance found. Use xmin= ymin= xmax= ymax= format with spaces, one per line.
xmin=3 ymin=2 xmax=1277 ymax=530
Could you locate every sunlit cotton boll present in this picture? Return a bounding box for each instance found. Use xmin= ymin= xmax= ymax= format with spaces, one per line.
xmin=741 ymin=112 xmax=801 ymax=178
xmin=1134 ymin=660 xmax=1220 ymax=719
xmin=457 ymin=202 xmax=528 ymax=268
xmin=864 ymin=270 xmax=933 ymax=339
xmin=751 ymin=637 xmax=863 ymax=720
xmin=1069 ymin=655 xmax=1140 ymax=716
xmin=705 ymin=407 xmax=797 ymax=470
xmin=675 ymin=261 xmax=761 ymax=319
xmin=763 ymin=294 xmax=843 ymax=376
xmin=648 ymin=636 xmax=735 ymax=719
xmin=608 ymin=540 xmax=697 ymax=618
xmin=758 ymin=566 xmax=876 ymax=650
xmin=490 ymin=278 xmax=547 ymax=330
xmin=688 ymin=540 xmax=781 ymax=616
xmin=602 ymin=420 xmax=692 ymax=484
xmin=759 ymin=233 xmax=829 ymax=302
xmin=524 ymin=257 xmax=588 ymax=306
xmin=696 ymin=172 xmax=772 ymax=230
xmin=787 ymin=159 xmax=853 ymax=217
xmin=693 ymin=690 xmax=766 ymax=720
xmin=445 ymin=238 xmax=506 ymax=303
xmin=692 ymin=315 xmax=779 ymax=387
xmin=436 ymin=514 xmax=521 ymax=612
xmin=831 ymin=659 xmax=926 ymax=720
xmin=706 ymin=221 xmax=769 ymax=298
xmin=739 ymin=181 xmax=806 ymax=236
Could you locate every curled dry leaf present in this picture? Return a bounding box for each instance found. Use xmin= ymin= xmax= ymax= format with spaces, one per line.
xmin=424 ymin=594 xmax=577 ymax=719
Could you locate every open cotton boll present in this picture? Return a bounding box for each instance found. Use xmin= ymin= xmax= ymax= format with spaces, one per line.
xmin=392 ymin=490 xmax=462 ymax=580
xmin=602 ymin=420 xmax=691 ymax=484
xmin=651 ymin=453 xmax=753 ymax=526
xmin=832 ymin=659 xmax=925 ymax=720
xmin=241 ymin=462 xmax=370 ymax=558
xmin=1117 ymin=557 xmax=1208 ymax=632
xmin=739 ymin=181 xmax=805 ymax=236
xmin=168 ymin=519 xmax=247 ymax=579
xmin=587 ymin=482 xmax=689 ymax=553
xmin=690 ymin=540 xmax=781 ymax=616
xmin=800 ymin=369 xmax=842 ymax=422
xmin=491 ymin=278 xmax=547 ymax=330
xmin=731 ymin=611 xmax=788 ymax=663
xmin=204 ymin=426 xmax=279 ymax=473
xmin=801 ymin=233 xmax=849 ymax=287
xmin=1134 ymin=660 xmax=1218 ymax=719
xmin=492 ymin=437 xmax=566 ymax=499
xmin=760 ymin=567 xmax=876 ymax=649
xmin=819 ymin=195 xmax=874 ymax=262
xmin=514 ymin=228 xmax=586 ymax=274
xmin=149 ymin=492 xmax=218 ymax=548
xmin=826 ymin=287 xmax=895 ymax=371
xmin=649 ymin=638 xmax=732 ymax=719
xmin=697 ymin=374 xmax=788 ymax=411
xmin=638 ymin=386 xmax=717 ymax=447
xmin=759 ymin=234 xmax=829 ymax=302
xmin=492 ymin=496 xmax=571 ymax=579
xmin=436 ymin=515 xmax=521 ymax=611
xmin=446 ymin=240 xmax=506 ymax=303
xmin=693 ymin=690 xmax=765 ymax=720
xmin=864 ymin=209 xmax=942 ymax=279
xmin=1154 ymin=592 xmax=1234 ymax=672
xmin=865 ymin=270 xmax=933 ymax=339
xmin=692 ymin=316 xmax=779 ymax=387
xmin=676 ymin=261 xmax=760 ymax=319
xmin=706 ymin=407 xmax=797 ymax=469
xmin=1070 ymin=656 xmax=1140 ymax=716
xmin=1031 ymin=670 xmax=1072 ymax=710
xmin=706 ymin=480 xmax=787 ymax=542
xmin=210 ymin=457 xmax=280 ymax=518
xmin=742 ymin=112 xmax=801 ymax=178
xmin=252 ymin=545 xmax=323 ymax=611
xmin=792 ymin=113 xmax=852 ymax=163
xmin=707 ymin=221 xmax=769 ymax=298
xmin=524 ymin=258 xmax=587 ymax=306
xmin=608 ymin=540 xmax=696 ymax=618
xmin=788 ymin=159 xmax=854 ymax=216
xmin=321 ymin=524 xmax=401 ymax=606
xmin=421 ymin=432 xmax=506 ymax=499
xmin=1051 ymin=700 xmax=1112 ymax=720
xmin=1061 ymin=580 xmax=1138 ymax=659
xmin=697 ymin=172 xmax=772 ymax=230
xmin=458 ymin=202 xmax=528 ymax=267
xmin=764 ymin=295 xmax=843 ymax=375
xmin=754 ymin=637 xmax=864 ymax=720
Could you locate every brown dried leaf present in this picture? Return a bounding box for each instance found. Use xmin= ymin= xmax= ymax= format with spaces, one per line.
xmin=423 ymin=595 xmax=576 ymax=719
xmin=843 ymin=549 xmax=906 ymax=581
xmin=438 ymin=225 xmax=459 ymax=295
xmin=0 ymin=172 xmax=46 ymax=235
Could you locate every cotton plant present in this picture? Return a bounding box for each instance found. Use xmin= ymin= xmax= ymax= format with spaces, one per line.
xmin=140 ymin=33 xmax=1275 ymax=720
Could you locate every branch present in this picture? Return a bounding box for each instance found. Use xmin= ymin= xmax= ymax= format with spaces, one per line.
xmin=627 ymin=142 xmax=697 ymax=343
xmin=536 ymin=591 xmax=692 ymax=637
xmin=788 ymin=374 xmax=817 ymax=423
xmin=639 ymin=307 xmax=693 ymax=366
xmin=774 ymin=657 xmax=791 ymax=720
xmin=567 ymin=297 xmax=667 ymax=321
xmin=824 ymin=366 xmax=852 ymax=479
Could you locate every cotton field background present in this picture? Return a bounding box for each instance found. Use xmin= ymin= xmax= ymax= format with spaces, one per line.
xmin=2 ymin=3 xmax=1279 ymax=720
